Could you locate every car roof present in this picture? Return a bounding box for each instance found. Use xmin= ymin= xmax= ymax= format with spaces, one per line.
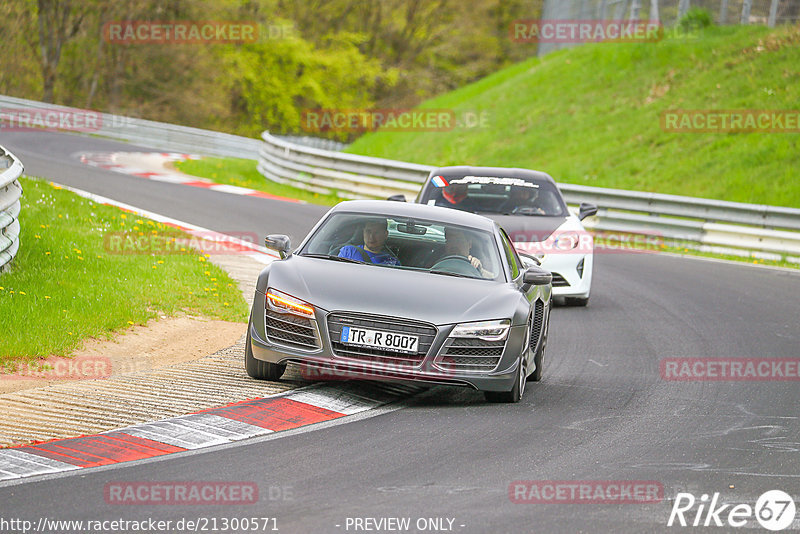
xmin=330 ymin=200 xmax=498 ymax=232
xmin=429 ymin=166 xmax=556 ymax=184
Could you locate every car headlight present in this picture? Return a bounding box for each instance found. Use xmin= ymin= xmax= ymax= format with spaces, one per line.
xmin=450 ymin=319 xmax=511 ymax=341
xmin=266 ymin=288 xmax=315 ymax=318
xmin=554 ymin=232 xmax=579 ymax=250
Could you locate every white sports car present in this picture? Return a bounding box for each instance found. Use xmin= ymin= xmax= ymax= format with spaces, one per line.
xmin=412 ymin=166 xmax=597 ymax=306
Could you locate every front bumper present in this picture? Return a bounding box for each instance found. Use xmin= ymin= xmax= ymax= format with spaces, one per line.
xmin=540 ymin=252 xmax=593 ymax=299
xmin=249 ymin=289 xmax=527 ymax=393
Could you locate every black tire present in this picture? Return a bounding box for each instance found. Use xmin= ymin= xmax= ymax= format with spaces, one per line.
xmin=564 ymin=296 xmax=589 ymax=307
xmin=245 ymin=328 xmax=286 ymax=381
xmin=484 ymin=355 xmax=525 ymax=403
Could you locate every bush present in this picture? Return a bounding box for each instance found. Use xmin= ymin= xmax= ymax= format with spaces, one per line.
xmin=679 ymin=8 xmax=714 ymax=32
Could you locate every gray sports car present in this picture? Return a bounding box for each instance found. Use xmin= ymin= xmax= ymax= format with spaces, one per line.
xmin=245 ymin=200 xmax=552 ymax=402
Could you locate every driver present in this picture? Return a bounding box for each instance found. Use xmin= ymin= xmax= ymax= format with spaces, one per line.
xmin=500 ymin=185 xmax=545 ymax=215
xmin=441 ymin=227 xmax=494 ymax=278
xmin=338 ymin=218 xmax=400 ymax=265
xmin=435 ymin=182 xmax=479 ymax=211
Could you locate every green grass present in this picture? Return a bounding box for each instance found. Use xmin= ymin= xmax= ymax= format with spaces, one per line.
xmin=174 ymin=157 xmax=342 ymax=206
xmin=346 ymin=25 xmax=800 ymax=208
xmin=0 ymin=177 xmax=249 ymax=364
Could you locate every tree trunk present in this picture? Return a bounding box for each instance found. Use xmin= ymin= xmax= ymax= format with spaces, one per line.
xmin=629 ymin=0 xmax=641 ymax=21
xmin=678 ymin=0 xmax=690 ymax=20
xmin=37 ymin=0 xmax=83 ymax=103
xmin=650 ymin=0 xmax=659 ymax=23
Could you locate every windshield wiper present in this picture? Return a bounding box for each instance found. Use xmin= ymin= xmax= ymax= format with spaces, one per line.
xmin=300 ymin=253 xmax=364 ymax=264
xmin=429 ymin=269 xmax=477 ymax=279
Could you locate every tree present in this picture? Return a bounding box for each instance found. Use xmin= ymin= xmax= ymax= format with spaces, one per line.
xmin=36 ymin=0 xmax=86 ymax=102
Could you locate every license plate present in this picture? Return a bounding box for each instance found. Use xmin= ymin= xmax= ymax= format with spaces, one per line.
xmin=340 ymin=326 xmax=419 ymax=354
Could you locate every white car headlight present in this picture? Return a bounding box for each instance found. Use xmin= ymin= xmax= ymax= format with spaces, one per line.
xmin=450 ymin=319 xmax=511 ymax=341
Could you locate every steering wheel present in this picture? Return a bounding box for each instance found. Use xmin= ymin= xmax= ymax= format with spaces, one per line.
xmin=512 ymin=206 xmax=545 ymax=215
xmin=430 ymin=255 xmax=482 ymax=276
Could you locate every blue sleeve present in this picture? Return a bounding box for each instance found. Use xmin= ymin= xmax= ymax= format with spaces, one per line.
xmin=338 ymin=246 xmax=361 ymax=260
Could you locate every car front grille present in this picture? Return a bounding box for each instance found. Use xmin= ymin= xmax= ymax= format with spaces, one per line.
xmin=551 ymin=273 xmax=570 ymax=287
xmin=327 ymin=313 xmax=437 ymax=366
xmin=266 ymin=310 xmax=320 ymax=350
xmin=530 ymin=299 xmax=544 ymax=352
xmin=435 ymin=337 xmax=505 ymax=373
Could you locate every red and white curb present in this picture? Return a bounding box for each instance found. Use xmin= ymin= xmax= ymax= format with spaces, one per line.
xmin=52 ymin=181 xmax=277 ymax=265
xmin=78 ymin=151 xmax=303 ymax=204
xmin=0 ymin=382 xmax=420 ymax=482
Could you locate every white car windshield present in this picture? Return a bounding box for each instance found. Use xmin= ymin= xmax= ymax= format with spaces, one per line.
xmin=421 ymin=175 xmax=567 ymax=216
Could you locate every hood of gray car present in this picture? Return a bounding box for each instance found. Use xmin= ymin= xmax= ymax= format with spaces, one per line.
xmin=265 ymin=255 xmax=524 ymax=326
xmin=484 ymin=215 xmax=568 ymax=243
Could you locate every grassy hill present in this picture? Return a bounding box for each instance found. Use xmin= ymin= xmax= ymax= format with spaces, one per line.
xmin=346 ymin=25 xmax=800 ymax=208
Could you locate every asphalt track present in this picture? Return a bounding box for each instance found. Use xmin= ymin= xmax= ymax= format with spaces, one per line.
xmin=1 ymin=131 xmax=799 ymax=533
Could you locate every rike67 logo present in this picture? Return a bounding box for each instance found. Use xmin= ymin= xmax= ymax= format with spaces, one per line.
xmin=668 ymin=490 xmax=796 ymax=531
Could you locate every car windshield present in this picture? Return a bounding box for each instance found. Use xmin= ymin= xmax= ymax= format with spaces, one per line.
xmin=419 ymin=175 xmax=567 ymax=216
xmin=298 ymin=212 xmax=505 ymax=281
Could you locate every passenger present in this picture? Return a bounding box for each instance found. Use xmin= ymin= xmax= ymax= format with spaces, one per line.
xmin=441 ymin=227 xmax=494 ymax=278
xmin=338 ymin=218 xmax=400 ymax=265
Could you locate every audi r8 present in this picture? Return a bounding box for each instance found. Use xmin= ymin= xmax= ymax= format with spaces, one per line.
xmin=245 ymin=200 xmax=552 ymax=402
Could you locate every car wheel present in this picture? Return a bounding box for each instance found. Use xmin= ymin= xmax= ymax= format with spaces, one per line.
xmin=564 ymin=296 xmax=589 ymax=307
xmin=485 ymin=354 xmax=525 ymax=403
xmin=245 ymin=327 xmax=286 ymax=381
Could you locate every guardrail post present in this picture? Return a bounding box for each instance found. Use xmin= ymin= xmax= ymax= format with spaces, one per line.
xmin=741 ymin=0 xmax=752 ymax=24
xmin=768 ymin=0 xmax=779 ymax=27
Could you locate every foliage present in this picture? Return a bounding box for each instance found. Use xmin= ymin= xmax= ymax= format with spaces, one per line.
xmin=679 ymin=8 xmax=714 ymax=33
xmin=347 ymin=25 xmax=800 ymax=207
xmin=0 ymin=0 xmax=542 ymax=139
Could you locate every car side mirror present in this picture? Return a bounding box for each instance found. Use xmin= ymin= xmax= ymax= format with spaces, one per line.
xmin=522 ymin=265 xmax=552 ymax=289
xmin=579 ymin=202 xmax=598 ymax=221
xmin=265 ymin=234 xmax=291 ymax=259
xmin=387 ymin=194 xmax=407 ymax=202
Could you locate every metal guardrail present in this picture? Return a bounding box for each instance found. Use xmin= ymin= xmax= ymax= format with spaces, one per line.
xmin=0 ymin=94 xmax=264 ymax=159
xmin=258 ymin=130 xmax=800 ymax=261
xmin=0 ymin=146 xmax=24 ymax=273
xmin=0 ymin=95 xmax=348 ymax=160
